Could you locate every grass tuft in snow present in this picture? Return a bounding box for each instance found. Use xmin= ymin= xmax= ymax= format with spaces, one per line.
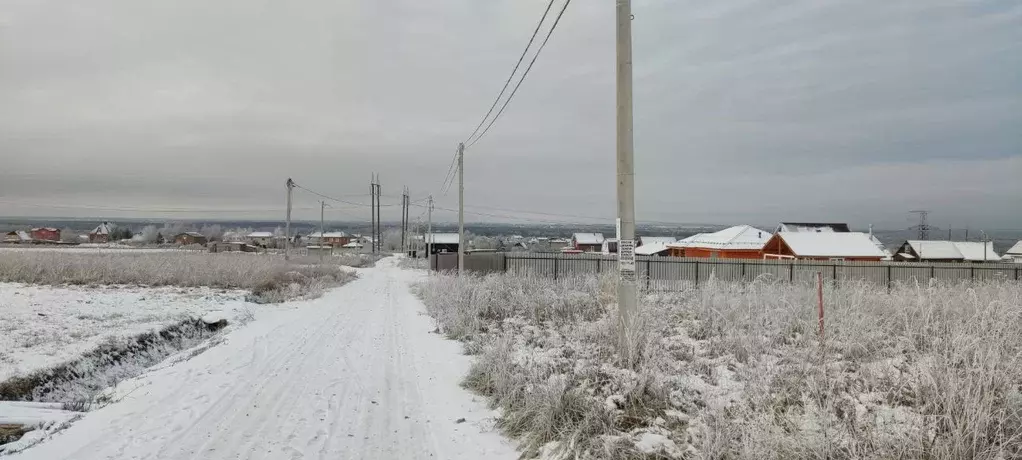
xmin=415 ymin=272 xmax=1022 ymax=460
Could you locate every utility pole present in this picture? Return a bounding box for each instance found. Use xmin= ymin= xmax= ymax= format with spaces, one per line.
xmin=427 ymin=194 xmax=433 ymax=271
xmin=375 ymin=176 xmax=382 ymax=253
xmin=981 ymin=230 xmax=989 ymax=262
xmin=616 ymin=0 xmax=638 ymax=363
xmin=319 ymin=200 xmax=326 ymax=263
xmin=285 ymin=178 xmax=294 ymax=261
xmin=457 ymin=142 xmax=465 ymax=275
xmin=401 ymin=187 xmax=408 ymax=253
xmin=372 ymin=175 xmax=380 ymax=255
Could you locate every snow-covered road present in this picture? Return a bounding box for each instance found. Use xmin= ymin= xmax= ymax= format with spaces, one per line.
xmin=9 ymin=258 xmax=517 ymax=459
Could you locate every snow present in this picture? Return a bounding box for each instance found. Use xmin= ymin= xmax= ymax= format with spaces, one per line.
xmin=0 ymin=402 xmax=77 ymax=427
xmin=906 ymin=240 xmax=963 ymax=260
xmin=246 ymin=231 xmax=274 ymax=238
xmin=1007 ymin=241 xmax=1022 ymax=256
xmin=635 ymin=243 xmax=670 ymax=256
xmin=0 ymin=283 xmax=257 ymax=381
xmin=952 ymin=241 xmax=1000 ymax=262
xmin=5 ymin=258 xmax=517 ymax=460
xmin=777 ymin=232 xmax=887 ymax=258
xmin=572 ymin=233 xmax=605 ymax=245
xmin=669 ymin=225 xmax=770 ymax=250
xmin=634 ymin=431 xmax=682 ymax=456
xmin=201 ymin=311 xmax=229 ymax=325
xmin=639 ymin=236 xmax=677 ymax=245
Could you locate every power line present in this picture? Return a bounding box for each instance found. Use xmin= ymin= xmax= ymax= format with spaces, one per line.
xmin=0 ymin=200 xmax=314 ymax=214
xmin=463 ymin=0 xmax=557 ymax=145
xmin=466 ymin=0 xmax=573 ymax=148
xmin=292 ymin=182 xmax=400 ymax=207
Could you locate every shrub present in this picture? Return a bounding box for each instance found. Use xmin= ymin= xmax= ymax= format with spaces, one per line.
xmin=415 ymin=273 xmax=1022 ymax=460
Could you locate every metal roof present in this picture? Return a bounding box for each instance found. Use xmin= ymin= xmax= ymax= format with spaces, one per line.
xmin=777 ymin=232 xmax=887 ymax=258
xmin=572 ymin=233 xmax=605 ymax=245
xmin=426 ymin=233 xmax=460 ymax=244
xmin=668 ymin=225 xmax=771 ymax=250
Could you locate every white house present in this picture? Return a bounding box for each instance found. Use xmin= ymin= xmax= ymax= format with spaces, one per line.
xmin=246 ymin=231 xmax=274 ymax=247
xmin=571 ymin=233 xmax=605 ymax=252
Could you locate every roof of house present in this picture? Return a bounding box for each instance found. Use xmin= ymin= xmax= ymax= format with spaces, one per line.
xmin=776 ymin=222 xmax=851 ymax=233
xmin=426 ymin=233 xmax=460 ymax=244
xmin=952 ymin=241 xmax=1000 ymax=262
xmin=640 ymin=236 xmax=678 ymax=245
xmin=904 ymin=241 xmax=963 ymax=260
xmin=247 ymin=231 xmax=274 ymax=238
xmin=4 ymin=230 xmax=32 ymax=241
xmin=777 ymin=232 xmax=887 ymax=258
xmin=306 ymin=231 xmax=348 ymax=239
xmin=31 ymin=227 xmax=59 ymax=232
xmin=572 ymin=233 xmax=605 ymax=245
xmin=1005 ymin=241 xmax=1022 ymax=255
xmin=342 ymin=242 xmax=364 ymax=248
xmin=870 ymin=234 xmax=892 ymax=259
xmin=669 ymin=225 xmax=771 ymax=251
xmin=177 ymin=232 xmax=205 ymax=238
xmin=91 ymin=223 xmax=111 ymax=235
xmin=635 ymin=243 xmax=671 ymax=256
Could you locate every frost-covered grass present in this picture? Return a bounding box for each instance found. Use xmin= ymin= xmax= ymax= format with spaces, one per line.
xmin=414 ymin=273 xmax=1022 ymax=460
xmin=0 ymin=251 xmax=355 ymax=303
xmin=288 ymin=253 xmax=385 ymax=268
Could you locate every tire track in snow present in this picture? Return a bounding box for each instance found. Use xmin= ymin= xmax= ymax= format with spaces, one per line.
xmin=9 ymin=258 xmax=517 ymax=460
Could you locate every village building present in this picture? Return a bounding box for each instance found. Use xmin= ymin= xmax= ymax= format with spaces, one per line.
xmin=89 ymin=222 xmax=112 ymax=243
xmin=601 ymin=238 xmax=619 ymax=255
xmin=1004 ymin=241 xmax=1022 ymax=263
xmin=571 ymin=233 xmax=605 ymax=252
xmin=666 ymin=225 xmax=771 ymax=259
xmin=425 ymin=233 xmax=460 ymax=254
xmin=775 ymin=222 xmax=852 ymax=233
xmin=174 ymin=232 xmax=208 ymax=246
xmin=638 ymin=236 xmax=677 ymax=246
xmin=762 ymin=232 xmax=886 ymax=261
xmin=635 ymin=243 xmax=671 ymax=257
xmin=30 ymin=227 xmax=60 ymax=242
xmin=893 ymin=240 xmax=1000 ymax=263
xmin=3 ymin=230 xmax=32 ymax=243
xmin=306 ymin=231 xmax=351 ymax=247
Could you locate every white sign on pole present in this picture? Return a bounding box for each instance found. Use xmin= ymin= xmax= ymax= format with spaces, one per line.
xmin=619 ymin=238 xmax=636 ymax=281
xmin=616 ymin=218 xmax=622 ymax=241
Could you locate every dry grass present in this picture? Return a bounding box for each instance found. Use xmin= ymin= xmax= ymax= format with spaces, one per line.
xmin=415 ymin=273 xmax=1022 ymax=459
xmin=0 ymin=251 xmax=356 ymax=303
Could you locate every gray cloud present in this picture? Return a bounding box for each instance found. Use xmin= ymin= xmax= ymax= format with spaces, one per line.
xmin=1 ymin=0 xmax=1020 ymax=229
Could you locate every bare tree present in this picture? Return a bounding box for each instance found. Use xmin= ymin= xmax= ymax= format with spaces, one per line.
xmin=60 ymin=227 xmax=78 ymax=243
xmin=200 ymin=224 xmax=224 ymax=242
xmin=138 ymin=225 xmax=160 ymax=243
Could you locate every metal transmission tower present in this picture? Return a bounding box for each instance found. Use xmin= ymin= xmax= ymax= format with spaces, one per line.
xmin=909 ymin=210 xmax=931 ymax=240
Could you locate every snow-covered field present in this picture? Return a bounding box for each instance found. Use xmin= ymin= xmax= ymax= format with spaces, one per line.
xmin=0 ymin=282 xmax=259 ymax=382
xmin=1 ymin=257 xmax=518 ymax=459
xmin=415 ymin=273 xmax=1022 ymax=460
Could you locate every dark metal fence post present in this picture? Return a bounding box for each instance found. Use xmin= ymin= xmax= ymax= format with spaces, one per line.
xmin=887 ymin=265 xmax=892 ymax=292
xmin=554 ymin=257 xmax=559 ymax=280
xmin=694 ymin=260 xmax=700 ymax=287
xmin=1016 ymin=267 xmax=1020 ymax=281
xmin=503 ymin=253 xmax=508 ymax=273
xmin=970 ymin=265 xmax=975 ymax=282
xmin=930 ymin=265 xmax=935 ymax=280
xmin=596 ymin=257 xmax=601 ymax=273
xmin=741 ymin=262 xmax=746 ymax=279
xmin=789 ymin=262 xmax=794 ymax=283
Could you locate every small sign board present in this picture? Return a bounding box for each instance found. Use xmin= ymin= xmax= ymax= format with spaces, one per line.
xmin=618 ymin=238 xmax=636 ymax=281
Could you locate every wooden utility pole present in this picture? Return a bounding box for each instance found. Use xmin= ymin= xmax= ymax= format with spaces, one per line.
xmin=375 ymin=176 xmax=382 ymax=253
xmin=285 ymin=178 xmax=294 ymax=261
xmin=616 ymin=0 xmax=637 ymax=364
xmin=457 ymin=142 xmax=465 ymax=275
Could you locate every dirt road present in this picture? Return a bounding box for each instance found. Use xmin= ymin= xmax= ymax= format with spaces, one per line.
xmin=10 ymin=258 xmax=516 ymax=459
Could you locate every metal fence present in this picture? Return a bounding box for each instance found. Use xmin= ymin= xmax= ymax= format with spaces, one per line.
xmin=431 ymin=252 xmax=1022 ymax=290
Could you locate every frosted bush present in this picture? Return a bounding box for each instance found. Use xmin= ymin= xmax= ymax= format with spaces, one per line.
xmin=416 ymin=273 xmax=1022 ymax=460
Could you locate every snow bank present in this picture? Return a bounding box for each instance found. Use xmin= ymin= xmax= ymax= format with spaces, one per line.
xmin=0 ymin=283 xmax=261 ymax=382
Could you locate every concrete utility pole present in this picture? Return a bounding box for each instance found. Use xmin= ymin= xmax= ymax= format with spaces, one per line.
xmin=427 ymin=194 xmax=433 ymax=271
xmin=615 ymin=0 xmax=638 ymax=363
xmin=401 ymin=187 xmax=408 ymax=253
xmin=319 ymin=200 xmax=326 ymax=263
xmin=457 ymin=142 xmax=465 ymax=276
xmin=375 ymin=176 xmax=382 ymax=253
xmin=372 ymin=175 xmax=380 ymax=255
xmin=285 ymin=178 xmax=294 ymax=261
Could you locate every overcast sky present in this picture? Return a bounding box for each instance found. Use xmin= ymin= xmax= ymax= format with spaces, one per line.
xmin=1 ymin=0 xmax=1020 ymax=229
